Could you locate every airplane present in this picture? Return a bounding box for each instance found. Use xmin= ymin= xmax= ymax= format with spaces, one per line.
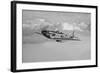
xmin=40 ymin=30 xmax=80 ymax=42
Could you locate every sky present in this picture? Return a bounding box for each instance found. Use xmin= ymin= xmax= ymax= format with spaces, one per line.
xmin=23 ymin=10 xmax=91 ymax=24
xmin=22 ymin=10 xmax=91 ymax=31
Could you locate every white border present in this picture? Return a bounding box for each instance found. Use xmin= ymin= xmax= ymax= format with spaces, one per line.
xmin=16 ymin=4 xmax=96 ymax=70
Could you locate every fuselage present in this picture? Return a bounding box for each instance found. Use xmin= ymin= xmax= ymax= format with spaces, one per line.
xmin=41 ymin=30 xmax=79 ymax=41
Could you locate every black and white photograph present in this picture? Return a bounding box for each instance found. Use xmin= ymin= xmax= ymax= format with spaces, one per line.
xmin=11 ymin=1 xmax=97 ymax=72
xmin=22 ymin=10 xmax=91 ymax=63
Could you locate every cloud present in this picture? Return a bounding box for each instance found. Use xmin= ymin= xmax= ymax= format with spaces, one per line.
xmin=78 ymin=22 xmax=88 ymax=29
xmin=62 ymin=22 xmax=83 ymax=31
xmin=23 ymin=18 xmax=56 ymax=35
xmin=23 ymin=19 xmax=90 ymax=33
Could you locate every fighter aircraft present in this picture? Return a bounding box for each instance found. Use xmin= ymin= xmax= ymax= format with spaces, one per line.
xmin=41 ymin=30 xmax=80 ymax=42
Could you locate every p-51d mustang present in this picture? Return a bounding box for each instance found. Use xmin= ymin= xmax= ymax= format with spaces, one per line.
xmin=40 ymin=30 xmax=80 ymax=42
